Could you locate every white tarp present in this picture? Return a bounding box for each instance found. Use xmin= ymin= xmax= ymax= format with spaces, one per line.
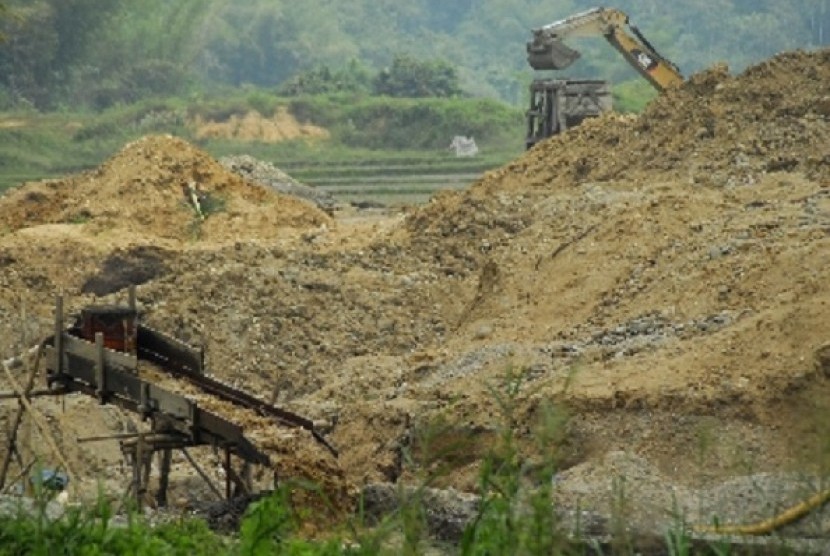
xmin=448 ymin=135 xmax=479 ymax=157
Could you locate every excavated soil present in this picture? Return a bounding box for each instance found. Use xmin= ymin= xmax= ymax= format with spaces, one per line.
xmin=1 ymin=48 xmax=829 ymax=540
xmin=192 ymin=108 xmax=329 ymax=143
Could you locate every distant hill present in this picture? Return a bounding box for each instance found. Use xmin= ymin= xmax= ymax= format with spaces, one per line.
xmin=0 ymin=0 xmax=827 ymax=110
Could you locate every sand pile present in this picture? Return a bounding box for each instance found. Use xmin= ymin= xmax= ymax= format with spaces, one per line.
xmin=404 ymin=48 xmax=829 ymax=273
xmin=1 ymin=49 xmax=830 ymax=539
xmin=192 ymin=108 xmax=330 ymax=143
xmin=501 ymin=48 xmax=830 ymax=191
xmin=380 ymin=49 xmax=830 ymax=497
xmin=0 ymin=135 xmax=331 ymax=245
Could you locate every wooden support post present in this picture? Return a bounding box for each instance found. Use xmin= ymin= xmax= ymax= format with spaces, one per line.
xmin=78 ymin=432 xmax=144 ymax=444
xmin=0 ymin=345 xmax=43 ymax=490
xmin=0 ymin=389 xmax=59 ymax=400
xmin=1 ymin=360 xmax=77 ymax=497
xmin=142 ymin=449 xmax=152 ymax=505
xmin=139 ymin=383 xmax=150 ymax=420
xmin=0 ymin=459 xmax=36 ymax=496
xmin=0 ymin=345 xmax=43 ymax=491
xmin=224 ymin=446 xmax=232 ymax=500
xmin=241 ymin=461 xmax=252 ymax=495
xmin=156 ymin=448 xmax=172 ymax=508
xmin=128 ymin=286 xmax=138 ymax=359
xmin=188 ymin=404 xmax=197 ymax=440
xmin=134 ymin=433 xmax=144 ymax=509
xmin=227 ymin=463 xmax=250 ymax=498
xmin=54 ymin=295 xmax=64 ymax=376
xmin=95 ymin=332 xmax=105 ymax=403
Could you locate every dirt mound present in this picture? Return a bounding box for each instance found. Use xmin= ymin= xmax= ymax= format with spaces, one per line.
xmin=220 ymin=155 xmax=338 ymax=214
xmin=2 ymin=50 xmax=830 ymax=540
xmin=476 ymin=49 xmax=829 ymax=196
xmin=192 ymin=108 xmax=329 ymax=143
xmin=386 ymin=49 xmax=830 ymax=499
xmin=0 ymin=135 xmax=331 ymax=245
xmin=404 ymin=48 xmax=830 ymax=275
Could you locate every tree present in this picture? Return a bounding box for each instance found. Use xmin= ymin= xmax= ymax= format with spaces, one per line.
xmin=373 ymin=55 xmax=462 ymax=98
xmin=47 ymin=0 xmax=126 ymax=70
xmin=277 ymin=60 xmax=372 ymax=95
xmin=0 ymin=3 xmax=59 ymax=108
xmin=0 ymin=0 xmax=126 ymax=108
xmin=0 ymin=3 xmax=6 ymax=41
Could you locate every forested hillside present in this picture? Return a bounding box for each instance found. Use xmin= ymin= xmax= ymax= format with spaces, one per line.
xmin=0 ymin=0 xmax=827 ymax=110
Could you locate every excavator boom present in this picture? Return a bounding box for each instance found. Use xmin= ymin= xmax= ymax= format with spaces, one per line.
xmin=526 ymin=7 xmax=683 ymax=91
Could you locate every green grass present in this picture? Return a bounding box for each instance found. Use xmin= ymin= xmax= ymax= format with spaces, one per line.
xmin=0 ymin=83 xmax=661 ymax=195
xmin=612 ymin=79 xmax=658 ymax=114
xmin=0 ymin=494 xmax=229 ymax=556
xmin=0 ymin=91 xmax=523 ymax=197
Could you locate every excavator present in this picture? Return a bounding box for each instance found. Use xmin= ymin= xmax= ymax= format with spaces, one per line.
xmin=524 ymin=7 xmax=683 ymax=148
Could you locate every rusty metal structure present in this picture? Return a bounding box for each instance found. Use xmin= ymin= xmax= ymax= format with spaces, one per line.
xmin=1 ymin=287 xmax=335 ymax=508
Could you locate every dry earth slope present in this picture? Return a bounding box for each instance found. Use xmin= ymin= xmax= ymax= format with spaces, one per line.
xmin=0 ymin=49 xmax=828 ymax=539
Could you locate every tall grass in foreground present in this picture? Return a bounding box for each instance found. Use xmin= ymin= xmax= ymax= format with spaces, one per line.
xmin=0 ymin=494 xmax=228 ymax=555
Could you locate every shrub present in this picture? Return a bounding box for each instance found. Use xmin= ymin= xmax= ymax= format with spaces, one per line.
xmin=373 ymin=55 xmax=462 ymax=98
xmin=246 ymin=90 xmax=278 ymax=117
xmin=0 ymin=493 xmax=228 ymax=555
xmin=278 ymin=60 xmax=372 ymax=96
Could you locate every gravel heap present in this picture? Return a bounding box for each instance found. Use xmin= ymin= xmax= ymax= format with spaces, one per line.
xmin=220 ymin=155 xmax=337 ymax=214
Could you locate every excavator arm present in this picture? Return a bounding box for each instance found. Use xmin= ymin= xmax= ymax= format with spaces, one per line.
xmin=526 ymin=7 xmax=683 ymax=91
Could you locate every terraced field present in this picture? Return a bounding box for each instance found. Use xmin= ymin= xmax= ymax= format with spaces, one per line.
xmin=281 ymin=152 xmax=515 ymax=205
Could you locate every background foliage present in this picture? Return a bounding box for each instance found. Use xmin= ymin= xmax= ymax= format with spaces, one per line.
xmin=0 ymin=0 xmax=827 ymax=110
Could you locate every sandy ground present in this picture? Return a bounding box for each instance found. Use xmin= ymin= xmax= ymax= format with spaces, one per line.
xmin=0 ymin=48 xmax=829 ymax=541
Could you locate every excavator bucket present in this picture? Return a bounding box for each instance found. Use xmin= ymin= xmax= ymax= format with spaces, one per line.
xmin=526 ymin=38 xmax=581 ymax=70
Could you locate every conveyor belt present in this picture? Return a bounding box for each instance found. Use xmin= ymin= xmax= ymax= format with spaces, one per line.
xmin=42 ymin=322 xmax=337 ymax=465
xmin=136 ymin=324 xmax=337 ymax=457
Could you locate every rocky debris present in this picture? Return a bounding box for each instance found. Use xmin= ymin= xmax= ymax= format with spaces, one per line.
xmin=194 ymin=492 xmax=271 ymax=533
xmin=220 ymin=155 xmax=337 ymax=215
xmin=361 ymin=483 xmax=480 ymax=542
xmin=554 ymin=451 xmax=830 ymax=549
xmin=0 ymin=495 xmax=67 ymax=521
xmin=492 ymin=49 xmax=830 ymax=193
xmin=541 ymin=310 xmax=740 ymax=361
xmin=363 ymin=472 xmax=830 ymax=554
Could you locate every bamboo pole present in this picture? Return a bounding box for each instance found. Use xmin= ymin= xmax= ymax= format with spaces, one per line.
xmin=1 ymin=355 xmax=78 ymax=497
xmin=0 ymin=344 xmax=43 ymax=490
xmin=0 ymin=344 xmax=41 ymax=372
xmin=0 ymin=459 xmax=36 ymax=495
